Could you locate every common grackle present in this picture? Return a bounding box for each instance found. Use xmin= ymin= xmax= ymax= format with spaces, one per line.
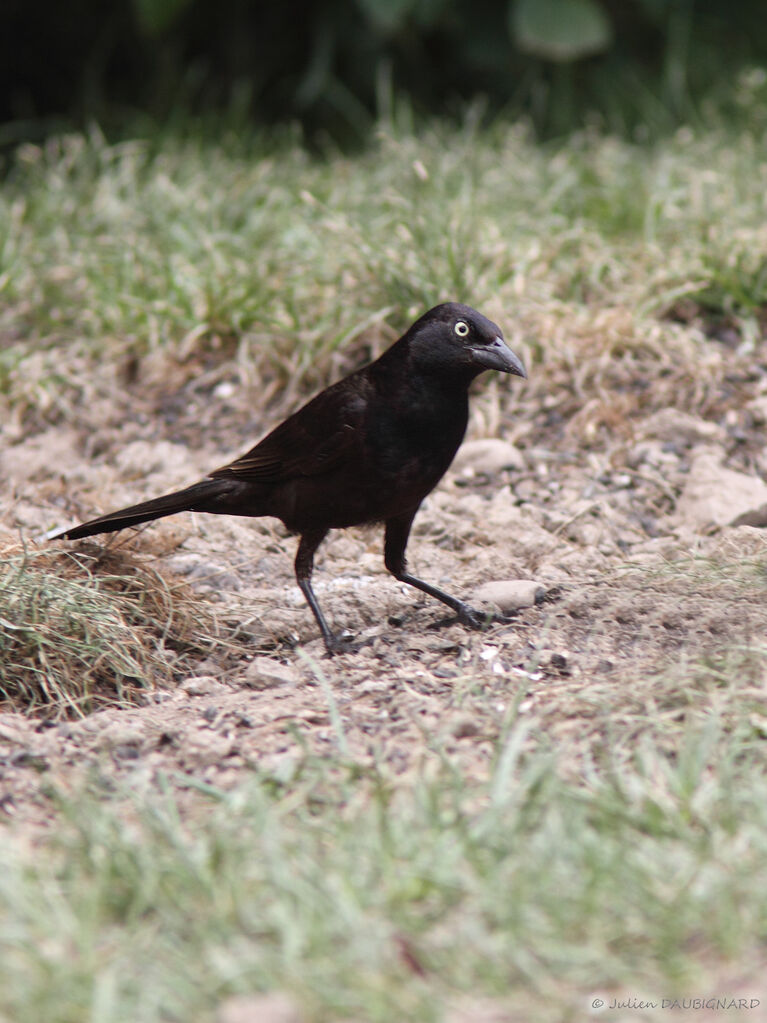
xmin=49 ymin=303 xmax=527 ymax=653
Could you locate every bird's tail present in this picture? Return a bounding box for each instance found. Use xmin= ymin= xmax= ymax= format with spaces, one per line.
xmin=47 ymin=478 xmax=240 ymax=541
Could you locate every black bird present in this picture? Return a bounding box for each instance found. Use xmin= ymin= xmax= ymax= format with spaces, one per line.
xmin=49 ymin=303 xmax=527 ymax=653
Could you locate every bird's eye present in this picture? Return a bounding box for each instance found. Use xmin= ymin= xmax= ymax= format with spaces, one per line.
xmin=454 ymin=321 xmax=469 ymax=337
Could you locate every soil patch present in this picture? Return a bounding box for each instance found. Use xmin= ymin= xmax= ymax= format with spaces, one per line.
xmin=3 ymin=360 xmax=767 ymax=822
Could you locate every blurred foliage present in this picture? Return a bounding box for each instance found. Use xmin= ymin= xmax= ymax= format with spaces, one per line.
xmin=512 ymin=0 xmax=612 ymax=61
xmin=2 ymin=0 xmax=767 ymax=143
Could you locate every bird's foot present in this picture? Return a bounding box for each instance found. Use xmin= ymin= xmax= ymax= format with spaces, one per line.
xmin=323 ymin=630 xmax=357 ymax=657
xmin=455 ymin=604 xmax=493 ymax=630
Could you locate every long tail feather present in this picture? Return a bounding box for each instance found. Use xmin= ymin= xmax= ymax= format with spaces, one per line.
xmin=48 ymin=478 xmax=235 ymax=541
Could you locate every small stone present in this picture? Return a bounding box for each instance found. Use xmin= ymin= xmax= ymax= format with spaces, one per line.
xmin=731 ymin=503 xmax=767 ymax=528
xmin=433 ymin=667 xmax=458 ymax=679
xmin=450 ymin=715 xmax=482 ymax=739
xmin=182 ymin=728 xmax=236 ymax=769
xmin=549 ymin=651 xmax=569 ymax=672
xmin=472 ymin=580 xmax=545 ymax=612
xmin=11 ymin=751 xmax=49 ymax=771
xmin=0 ymin=793 xmax=17 ymax=816
xmin=674 ymin=448 xmax=767 ymax=530
xmin=640 ymin=408 xmax=724 ymax=445
xmin=112 ymin=744 xmax=141 ymax=761
xmin=97 ymin=723 xmax=146 ymax=751
xmin=244 ymin=656 xmax=299 ymax=688
xmin=179 ymin=676 xmax=220 ymax=696
xmin=452 ymin=438 xmax=524 ymax=476
xmin=216 ymin=993 xmax=305 ymax=1023
xmin=355 ymin=680 xmax=390 ymax=695
xmin=0 ymin=718 xmax=32 ymax=745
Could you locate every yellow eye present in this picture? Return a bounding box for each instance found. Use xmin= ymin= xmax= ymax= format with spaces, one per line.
xmin=454 ymin=321 xmax=469 ymax=337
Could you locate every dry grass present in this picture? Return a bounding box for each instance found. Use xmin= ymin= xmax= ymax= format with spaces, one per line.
xmin=2 ymin=122 xmax=767 ymax=441
xmin=0 ymin=541 xmax=222 ymax=717
xmin=2 ymin=115 xmax=767 ymax=1021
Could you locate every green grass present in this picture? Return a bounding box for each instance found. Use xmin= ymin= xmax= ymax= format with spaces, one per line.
xmin=2 ymin=718 xmax=767 ymax=1023
xmin=3 ymin=116 xmax=767 ymax=426
xmin=3 ymin=111 xmax=767 ymax=1021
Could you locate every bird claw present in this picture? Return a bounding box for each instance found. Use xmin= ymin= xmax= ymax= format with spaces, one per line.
xmin=456 ymin=605 xmax=491 ymax=630
xmin=323 ymin=630 xmax=356 ymax=656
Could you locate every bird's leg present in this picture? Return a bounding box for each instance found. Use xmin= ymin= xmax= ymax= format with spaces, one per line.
xmin=384 ymin=511 xmax=488 ymax=629
xmin=294 ymin=529 xmax=348 ymax=654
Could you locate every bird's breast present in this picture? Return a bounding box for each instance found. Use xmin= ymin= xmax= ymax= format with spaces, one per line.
xmin=366 ymin=393 xmax=468 ymax=477
xmin=273 ymin=384 xmax=469 ymax=533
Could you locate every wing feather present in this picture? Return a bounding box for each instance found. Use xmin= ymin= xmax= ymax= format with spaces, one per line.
xmin=209 ymin=379 xmax=367 ymax=484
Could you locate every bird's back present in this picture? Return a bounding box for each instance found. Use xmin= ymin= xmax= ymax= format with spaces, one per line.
xmin=209 ymin=339 xmax=470 ymax=532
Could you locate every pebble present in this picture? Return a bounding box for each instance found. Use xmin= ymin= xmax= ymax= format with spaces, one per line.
xmin=181 ymin=728 xmax=236 ymax=769
xmin=97 ymin=723 xmax=146 ymax=751
xmin=179 ymin=675 xmax=220 ymax=697
xmin=640 ymin=408 xmax=724 ymax=445
xmin=244 ymin=656 xmax=299 ymax=688
xmin=472 ymin=579 xmax=545 ymax=612
xmin=674 ymin=449 xmax=767 ymax=530
xmin=452 ymin=438 xmax=524 ymax=476
xmin=449 ymin=715 xmax=482 ymax=739
xmin=731 ymin=503 xmax=767 ymax=529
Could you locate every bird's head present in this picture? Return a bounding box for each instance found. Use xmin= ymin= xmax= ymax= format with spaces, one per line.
xmin=407 ymin=303 xmax=527 ymax=382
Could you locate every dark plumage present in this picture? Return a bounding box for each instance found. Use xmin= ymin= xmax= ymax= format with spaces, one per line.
xmin=50 ymin=303 xmax=527 ymax=653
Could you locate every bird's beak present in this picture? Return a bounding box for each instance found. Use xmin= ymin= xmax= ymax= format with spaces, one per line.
xmin=471 ymin=337 xmax=527 ymax=378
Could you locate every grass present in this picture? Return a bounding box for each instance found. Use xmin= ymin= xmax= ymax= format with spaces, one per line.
xmin=2 ymin=116 xmax=767 ymax=436
xmin=3 ymin=105 xmax=767 ymax=1020
xmin=0 ymin=543 xmax=220 ymax=717
xmin=2 ymin=717 xmax=767 ymax=1023
xmin=0 ymin=549 xmax=765 ymax=1021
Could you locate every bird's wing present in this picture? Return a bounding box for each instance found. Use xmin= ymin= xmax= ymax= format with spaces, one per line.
xmin=209 ymin=381 xmax=367 ymax=485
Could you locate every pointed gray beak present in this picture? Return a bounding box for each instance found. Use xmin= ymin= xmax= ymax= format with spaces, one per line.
xmin=470 ymin=336 xmax=527 ymax=378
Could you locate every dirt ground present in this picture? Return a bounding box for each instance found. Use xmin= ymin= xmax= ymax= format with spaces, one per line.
xmin=3 ymin=333 xmax=767 ymax=823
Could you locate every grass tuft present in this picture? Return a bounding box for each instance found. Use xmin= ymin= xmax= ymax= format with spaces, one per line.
xmin=0 ymin=542 xmax=217 ymax=717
